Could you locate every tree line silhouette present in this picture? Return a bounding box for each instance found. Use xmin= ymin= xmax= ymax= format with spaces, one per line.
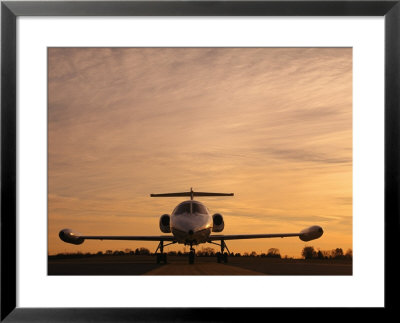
xmin=49 ymin=246 xmax=352 ymax=260
xmin=301 ymin=246 xmax=352 ymax=260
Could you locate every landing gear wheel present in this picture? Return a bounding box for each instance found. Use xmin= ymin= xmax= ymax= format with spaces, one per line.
xmin=217 ymin=252 xmax=222 ymax=263
xmin=156 ymin=253 xmax=167 ymax=264
xmin=189 ymin=251 xmax=195 ymax=264
xmin=223 ymin=252 xmax=228 ymax=263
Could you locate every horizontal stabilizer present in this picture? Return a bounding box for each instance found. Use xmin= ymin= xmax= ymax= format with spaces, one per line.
xmin=150 ymin=188 xmax=234 ymax=200
xmin=151 ymin=192 xmax=194 ymax=197
xmin=192 ymin=192 xmax=234 ymax=197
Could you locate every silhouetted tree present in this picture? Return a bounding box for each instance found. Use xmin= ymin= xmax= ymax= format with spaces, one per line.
xmin=105 ymin=250 xmax=113 ymax=255
xmin=302 ymin=246 xmax=316 ymax=259
xmin=139 ymin=247 xmax=150 ymax=255
xmin=321 ymin=250 xmax=331 ymax=259
xmin=197 ymin=247 xmax=215 ymax=257
xmin=332 ymin=248 xmax=344 ymax=259
xmin=345 ymin=249 xmax=353 ymax=259
xmin=266 ymin=248 xmax=281 ymax=258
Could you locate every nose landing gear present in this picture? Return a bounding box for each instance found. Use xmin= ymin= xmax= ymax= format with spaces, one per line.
xmin=188 ymin=244 xmax=195 ymax=264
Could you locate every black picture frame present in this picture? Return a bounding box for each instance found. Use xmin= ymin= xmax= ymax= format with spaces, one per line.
xmin=1 ymin=0 xmax=398 ymax=321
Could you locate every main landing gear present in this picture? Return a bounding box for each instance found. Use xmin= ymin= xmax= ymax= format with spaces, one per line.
xmin=216 ymin=252 xmax=228 ymax=263
xmin=156 ymin=253 xmax=167 ymax=264
xmin=155 ymin=240 xmax=176 ymax=264
xmin=209 ymin=240 xmax=231 ymax=263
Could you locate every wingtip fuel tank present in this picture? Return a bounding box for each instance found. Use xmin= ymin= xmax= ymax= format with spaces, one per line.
xmin=59 ymin=228 xmax=84 ymax=245
xmin=299 ymin=226 xmax=324 ymax=241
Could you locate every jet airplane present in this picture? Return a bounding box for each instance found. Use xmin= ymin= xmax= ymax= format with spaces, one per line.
xmin=59 ymin=188 xmax=324 ymax=264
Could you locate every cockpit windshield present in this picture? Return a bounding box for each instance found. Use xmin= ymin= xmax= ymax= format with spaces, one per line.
xmin=174 ymin=202 xmax=191 ymax=214
xmin=192 ymin=202 xmax=207 ymax=214
xmin=173 ymin=202 xmax=208 ymax=215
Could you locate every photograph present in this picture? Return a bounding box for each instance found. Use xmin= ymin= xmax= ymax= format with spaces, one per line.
xmin=48 ymin=47 xmax=353 ymax=276
xmin=2 ymin=0 xmax=397 ymax=319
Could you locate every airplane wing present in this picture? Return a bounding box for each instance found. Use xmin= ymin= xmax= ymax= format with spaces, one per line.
xmin=59 ymin=229 xmax=175 ymax=245
xmin=208 ymin=226 xmax=324 ymax=242
xmin=208 ymin=233 xmax=300 ymax=241
xmin=82 ymin=235 xmax=176 ymax=241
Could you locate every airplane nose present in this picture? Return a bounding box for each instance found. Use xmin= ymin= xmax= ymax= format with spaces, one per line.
xmin=188 ymin=230 xmax=194 ymax=236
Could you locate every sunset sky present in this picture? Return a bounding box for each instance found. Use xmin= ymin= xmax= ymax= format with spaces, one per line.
xmin=48 ymin=47 xmax=352 ymax=258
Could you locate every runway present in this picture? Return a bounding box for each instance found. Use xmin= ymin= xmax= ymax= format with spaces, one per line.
xmin=48 ymin=255 xmax=352 ymax=275
xmin=144 ymin=263 xmax=262 ymax=275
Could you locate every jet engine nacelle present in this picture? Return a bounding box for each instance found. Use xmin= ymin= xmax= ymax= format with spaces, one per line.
xmin=159 ymin=214 xmax=171 ymax=233
xmin=59 ymin=228 xmax=84 ymax=245
xmin=212 ymin=213 xmax=224 ymax=232
xmin=299 ymin=225 xmax=324 ymax=241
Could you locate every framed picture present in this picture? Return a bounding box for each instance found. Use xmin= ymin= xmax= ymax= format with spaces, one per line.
xmin=1 ymin=0 xmax=398 ymax=321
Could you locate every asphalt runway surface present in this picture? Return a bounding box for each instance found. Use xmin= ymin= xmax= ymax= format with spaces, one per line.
xmin=48 ymin=255 xmax=352 ymax=275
